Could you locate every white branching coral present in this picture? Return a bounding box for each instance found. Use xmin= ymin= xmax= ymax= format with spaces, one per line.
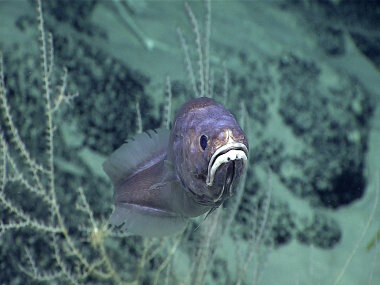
xmin=0 ymin=0 xmax=120 ymax=283
xmin=0 ymin=1 xmax=276 ymax=285
xmin=0 ymin=1 xmax=187 ymax=284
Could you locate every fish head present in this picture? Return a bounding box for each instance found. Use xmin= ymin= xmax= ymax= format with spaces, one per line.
xmin=169 ymin=97 xmax=249 ymax=206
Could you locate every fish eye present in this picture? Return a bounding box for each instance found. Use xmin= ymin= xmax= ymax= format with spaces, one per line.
xmin=200 ymin=135 xmax=208 ymax=150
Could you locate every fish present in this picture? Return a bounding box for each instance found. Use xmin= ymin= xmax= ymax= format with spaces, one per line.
xmin=103 ymin=97 xmax=249 ymax=237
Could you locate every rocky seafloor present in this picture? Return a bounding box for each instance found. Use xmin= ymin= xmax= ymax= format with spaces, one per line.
xmin=0 ymin=1 xmax=379 ymax=284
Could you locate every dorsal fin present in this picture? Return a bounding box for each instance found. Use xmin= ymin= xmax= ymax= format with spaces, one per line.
xmin=103 ymin=128 xmax=170 ymax=187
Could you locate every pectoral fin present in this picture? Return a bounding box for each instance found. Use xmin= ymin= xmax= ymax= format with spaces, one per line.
xmin=109 ymin=203 xmax=188 ymax=237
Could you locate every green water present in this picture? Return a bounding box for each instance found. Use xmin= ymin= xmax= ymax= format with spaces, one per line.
xmin=0 ymin=1 xmax=379 ymax=284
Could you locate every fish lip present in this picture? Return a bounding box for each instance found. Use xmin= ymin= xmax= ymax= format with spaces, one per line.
xmin=206 ymin=142 xmax=248 ymax=188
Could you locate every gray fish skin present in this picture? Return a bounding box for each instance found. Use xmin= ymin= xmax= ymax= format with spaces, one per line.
xmin=168 ymin=97 xmax=249 ymax=209
xmin=103 ymin=97 xmax=249 ymax=236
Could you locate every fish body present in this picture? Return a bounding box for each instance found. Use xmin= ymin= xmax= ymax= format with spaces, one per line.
xmin=103 ymin=97 xmax=248 ymax=237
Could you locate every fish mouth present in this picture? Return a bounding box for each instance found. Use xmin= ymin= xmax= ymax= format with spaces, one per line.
xmin=206 ymin=142 xmax=248 ymax=202
xmin=212 ymin=160 xmax=236 ymax=203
